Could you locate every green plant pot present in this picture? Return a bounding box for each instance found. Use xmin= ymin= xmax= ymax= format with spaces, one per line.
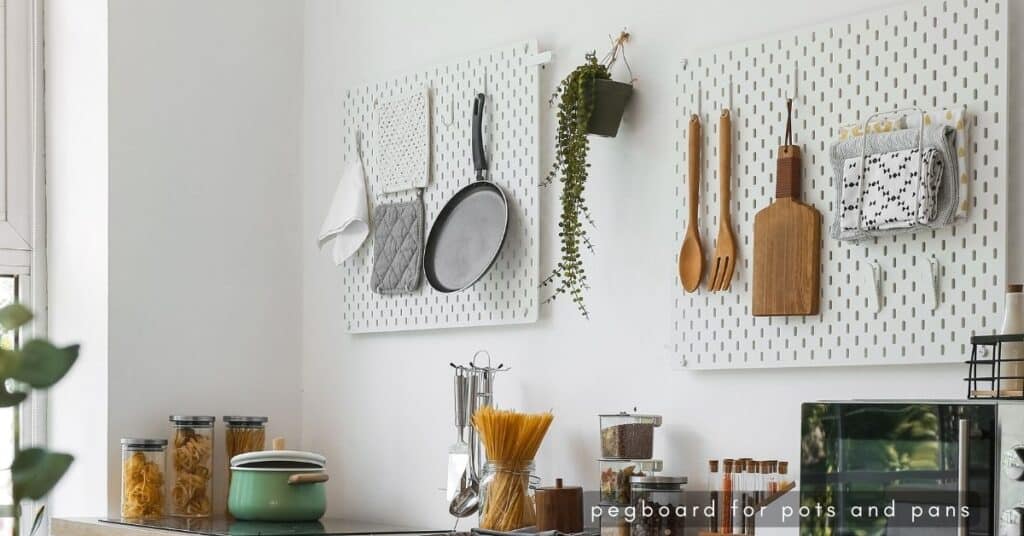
xmin=587 ymin=79 xmax=633 ymax=137
xmin=228 ymin=469 xmax=327 ymax=522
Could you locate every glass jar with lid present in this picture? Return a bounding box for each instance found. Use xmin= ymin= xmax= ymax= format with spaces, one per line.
xmin=600 ymin=458 xmax=663 ymax=505
xmin=120 ymin=438 xmax=167 ymax=519
xmin=223 ymin=416 xmax=268 ymax=512
xmin=599 ymin=412 xmax=662 ymax=459
xmin=478 ymin=460 xmax=540 ymax=531
xmin=168 ymin=415 xmax=214 ymax=517
xmin=224 ymin=416 xmax=268 ymax=461
xmin=629 ymin=475 xmax=687 ymax=536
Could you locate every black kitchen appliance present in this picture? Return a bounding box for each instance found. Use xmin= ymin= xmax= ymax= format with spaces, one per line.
xmin=800 ymin=400 xmax=1024 ymax=536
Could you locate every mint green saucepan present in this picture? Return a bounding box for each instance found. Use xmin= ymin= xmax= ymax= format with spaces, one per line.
xmin=228 ymin=448 xmax=329 ymax=522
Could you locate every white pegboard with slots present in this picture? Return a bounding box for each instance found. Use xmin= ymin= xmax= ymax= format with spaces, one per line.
xmin=672 ymin=0 xmax=1007 ymax=369
xmin=339 ymin=41 xmax=545 ymax=333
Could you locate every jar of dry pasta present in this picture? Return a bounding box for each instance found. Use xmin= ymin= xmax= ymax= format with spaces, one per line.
xmin=120 ymin=438 xmax=167 ymax=519
xmin=168 ymin=415 xmax=215 ymax=517
xmin=223 ymin=416 xmax=267 ymax=512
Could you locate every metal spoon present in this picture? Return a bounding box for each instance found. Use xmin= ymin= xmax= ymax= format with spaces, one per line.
xmin=448 ymin=473 xmax=479 ymax=518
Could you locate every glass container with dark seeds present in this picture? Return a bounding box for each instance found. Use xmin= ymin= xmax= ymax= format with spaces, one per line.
xmin=629 ymin=475 xmax=687 ymax=536
xmin=599 ymin=412 xmax=662 ymax=459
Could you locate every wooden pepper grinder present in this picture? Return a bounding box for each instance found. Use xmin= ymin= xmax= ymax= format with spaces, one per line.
xmin=535 ymin=478 xmax=583 ymax=533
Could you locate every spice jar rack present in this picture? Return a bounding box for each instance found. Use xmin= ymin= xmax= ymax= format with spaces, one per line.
xmin=700 ymin=459 xmax=794 ymax=536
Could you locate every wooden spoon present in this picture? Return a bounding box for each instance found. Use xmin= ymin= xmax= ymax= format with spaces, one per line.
xmin=678 ymin=115 xmax=703 ymax=292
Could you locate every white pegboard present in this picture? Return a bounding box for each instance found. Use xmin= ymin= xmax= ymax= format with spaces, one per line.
xmin=673 ymin=0 xmax=1007 ymax=368
xmin=340 ymin=41 xmax=542 ymax=333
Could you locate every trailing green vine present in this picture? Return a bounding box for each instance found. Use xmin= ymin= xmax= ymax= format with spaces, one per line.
xmin=543 ymin=32 xmax=632 ymax=318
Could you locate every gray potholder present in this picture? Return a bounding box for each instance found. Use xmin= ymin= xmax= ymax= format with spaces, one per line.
xmin=371 ymin=198 xmax=423 ymax=294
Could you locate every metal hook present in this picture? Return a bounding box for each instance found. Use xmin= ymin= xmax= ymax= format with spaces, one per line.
xmin=791 ymin=61 xmax=799 ymax=101
xmin=438 ymin=95 xmax=454 ymax=128
xmin=696 ymin=80 xmax=702 ymax=118
xmin=728 ymin=74 xmax=733 ymax=111
xmin=354 ymin=128 xmax=363 ymax=159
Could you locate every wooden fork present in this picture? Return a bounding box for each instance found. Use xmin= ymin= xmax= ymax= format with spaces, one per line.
xmin=709 ymin=109 xmax=737 ymax=291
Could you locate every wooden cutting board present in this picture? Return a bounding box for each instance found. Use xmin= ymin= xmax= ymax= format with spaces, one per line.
xmin=752 ymin=145 xmax=821 ymax=316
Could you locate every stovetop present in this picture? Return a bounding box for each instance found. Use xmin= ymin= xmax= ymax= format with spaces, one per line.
xmin=100 ymin=517 xmax=452 ymax=536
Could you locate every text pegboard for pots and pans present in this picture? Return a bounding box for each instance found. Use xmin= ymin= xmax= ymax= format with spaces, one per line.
xmin=338 ymin=41 xmax=544 ymax=333
xmin=671 ymin=0 xmax=1008 ymax=369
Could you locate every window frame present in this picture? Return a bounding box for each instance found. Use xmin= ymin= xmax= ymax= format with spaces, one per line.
xmin=0 ymin=0 xmax=47 ymax=533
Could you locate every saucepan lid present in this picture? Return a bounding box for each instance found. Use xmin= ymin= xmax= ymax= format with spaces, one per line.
xmin=230 ymin=450 xmax=326 ymax=471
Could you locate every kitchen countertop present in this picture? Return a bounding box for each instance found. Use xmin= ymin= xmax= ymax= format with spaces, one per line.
xmin=53 ymin=518 xmax=452 ymax=536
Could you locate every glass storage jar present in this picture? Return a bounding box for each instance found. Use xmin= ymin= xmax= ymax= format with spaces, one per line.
xmin=599 ymin=412 xmax=662 ymax=459
xmin=599 ymin=458 xmax=663 ymax=505
xmin=168 ymin=415 xmax=215 ymax=517
xmin=120 ymin=438 xmax=167 ymax=519
xmin=479 ymin=460 xmax=539 ymax=531
xmin=223 ymin=416 xmax=268 ymax=514
xmin=630 ymin=475 xmax=687 ymax=536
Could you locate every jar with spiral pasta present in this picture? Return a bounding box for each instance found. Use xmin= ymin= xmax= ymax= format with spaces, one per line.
xmin=168 ymin=416 xmax=215 ymax=517
xmin=120 ymin=438 xmax=166 ymax=519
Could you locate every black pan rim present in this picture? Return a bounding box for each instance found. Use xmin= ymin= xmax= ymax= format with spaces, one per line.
xmin=423 ymin=180 xmax=509 ymax=293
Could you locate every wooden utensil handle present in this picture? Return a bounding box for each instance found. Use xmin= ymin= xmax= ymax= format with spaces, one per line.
xmin=288 ymin=473 xmax=329 ymax=485
xmin=688 ymin=115 xmax=701 ymax=227
xmin=719 ymin=110 xmax=731 ymax=217
xmin=776 ymin=145 xmax=802 ymax=199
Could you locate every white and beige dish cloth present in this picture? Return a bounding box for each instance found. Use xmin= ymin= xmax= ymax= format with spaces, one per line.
xmin=318 ymin=133 xmax=370 ymax=265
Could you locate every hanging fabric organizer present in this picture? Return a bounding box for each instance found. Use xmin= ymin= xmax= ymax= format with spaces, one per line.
xmin=337 ymin=41 xmax=549 ymax=333
xmin=671 ymin=0 xmax=1008 ymax=369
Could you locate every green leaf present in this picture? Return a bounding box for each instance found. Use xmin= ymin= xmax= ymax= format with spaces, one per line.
xmin=12 ymin=448 xmax=74 ymax=501
xmin=0 ymin=304 xmax=32 ymax=331
xmin=30 ymin=505 xmax=45 ymax=536
xmin=10 ymin=341 xmax=79 ymax=388
xmin=0 ymin=380 xmax=27 ymax=407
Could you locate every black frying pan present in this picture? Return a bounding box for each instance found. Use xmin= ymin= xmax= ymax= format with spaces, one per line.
xmin=423 ymin=93 xmax=509 ymax=293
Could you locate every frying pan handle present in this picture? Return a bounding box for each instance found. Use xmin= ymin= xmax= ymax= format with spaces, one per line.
xmin=472 ymin=93 xmax=488 ymax=178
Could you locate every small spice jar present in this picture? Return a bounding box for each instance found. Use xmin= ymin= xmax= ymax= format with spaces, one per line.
xmin=629 ymin=475 xmax=687 ymax=536
xmin=168 ymin=415 xmax=214 ymax=517
xmin=599 ymin=412 xmax=662 ymax=459
xmin=120 ymin=438 xmax=167 ymax=519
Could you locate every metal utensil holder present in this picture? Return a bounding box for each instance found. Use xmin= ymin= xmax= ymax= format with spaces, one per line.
xmin=965 ymin=333 xmax=1024 ymax=399
xmin=450 ymin=351 xmax=509 ymax=484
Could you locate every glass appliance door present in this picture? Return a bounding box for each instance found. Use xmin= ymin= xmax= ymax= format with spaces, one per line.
xmin=800 ymin=402 xmax=994 ymax=536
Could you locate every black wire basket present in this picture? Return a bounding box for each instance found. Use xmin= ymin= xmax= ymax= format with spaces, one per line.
xmin=966 ymin=333 xmax=1024 ymax=399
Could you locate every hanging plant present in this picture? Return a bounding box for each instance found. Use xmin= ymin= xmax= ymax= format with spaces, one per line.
xmin=543 ymin=31 xmax=635 ymax=318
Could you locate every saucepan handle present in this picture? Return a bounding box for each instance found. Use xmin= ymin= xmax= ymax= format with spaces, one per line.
xmin=472 ymin=93 xmax=487 ymax=178
xmin=288 ymin=473 xmax=329 ymax=485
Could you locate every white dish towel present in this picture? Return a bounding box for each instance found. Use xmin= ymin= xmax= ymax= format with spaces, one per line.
xmin=318 ymin=156 xmax=370 ymax=265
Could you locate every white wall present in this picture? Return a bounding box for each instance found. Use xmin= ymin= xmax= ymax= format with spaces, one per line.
xmin=46 ymin=0 xmax=305 ymax=516
xmin=301 ymin=0 xmax=1023 ymax=530
xmin=45 ymin=0 xmax=110 ymax=518
xmin=106 ymin=0 xmax=305 ymax=515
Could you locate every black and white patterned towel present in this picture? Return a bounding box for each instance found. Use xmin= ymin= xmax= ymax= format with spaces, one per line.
xmin=840 ymin=148 xmax=944 ymax=232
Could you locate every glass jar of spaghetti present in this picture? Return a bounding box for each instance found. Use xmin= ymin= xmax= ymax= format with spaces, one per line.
xmin=479 ymin=460 xmax=539 ymax=531
xmin=223 ymin=416 xmax=268 ymax=510
xmin=168 ymin=415 xmax=215 ymax=517
xmin=120 ymin=438 xmax=167 ymax=518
